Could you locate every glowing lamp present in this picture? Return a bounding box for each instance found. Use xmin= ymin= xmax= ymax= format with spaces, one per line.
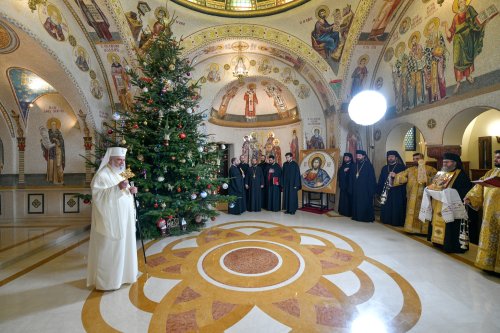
xmin=348 ymin=90 xmax=387 ymax=126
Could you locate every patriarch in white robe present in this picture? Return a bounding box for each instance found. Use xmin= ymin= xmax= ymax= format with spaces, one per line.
xmin=87 ymin=147 xmax=138 ymax=290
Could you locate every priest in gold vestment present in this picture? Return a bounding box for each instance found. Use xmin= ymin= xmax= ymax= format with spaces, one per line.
xmin=464 ymin=150 xmax=500 ymax=273
xmin=394 ymin=153 xmax=437 ymax=234
xmin=426 ymin=153 xmax=473 ymax=253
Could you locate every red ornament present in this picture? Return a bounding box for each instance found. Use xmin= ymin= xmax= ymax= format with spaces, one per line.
xmin=147 ymin=99 xmax=154 ymax=105
xmin=107 ymin=129 xmax=113 ymax=135
xmin=168 ymin=215 xmax=173 ymax=219
xmin=132 ymin=123 xmax=139 ymax=129
xmin=177 ymin=187 xmax=182 ymax=192
xmin=83 ymin=198 xmax=91 ymax=204
xmin=179 ymin=132 xmax=187 ymax=139
xmin=211 ymin=216 xmax=216 ymax=221
xmin=156 ymin=217 xmax=166 ymax=228
xmin=196 ymin=176 xmax=201 ymax=181
xmin=207 ymin=184 xmax=212 ymax=189
xmin=171 ymin=156 xmax=176 ymax=160
xmin=154 ymin=203 xmax=159 ymax=208
xmin=140 ymin=77 xmax=152 ymax=83
xmin=177 ymin=124 xmax=183 ymax=129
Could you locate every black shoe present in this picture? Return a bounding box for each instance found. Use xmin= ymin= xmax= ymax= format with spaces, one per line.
xmin=284 ymin=211 xmax=290 ymax=214
xmin=290 ymin=212 xmax=295 ymax=215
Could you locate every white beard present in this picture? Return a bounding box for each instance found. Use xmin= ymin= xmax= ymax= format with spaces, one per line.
xmin=111 ymin=165 xmax=125 ymax=174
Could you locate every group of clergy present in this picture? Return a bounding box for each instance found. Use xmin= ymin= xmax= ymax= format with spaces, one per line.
xmin=227 ymin=153 xmax=302 ymax=216
xmin=338 ymin=149 xmax=500 ymax=274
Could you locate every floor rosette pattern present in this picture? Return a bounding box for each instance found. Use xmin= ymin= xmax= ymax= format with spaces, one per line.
xmin=82 ymin=221 xmax=421 ymax=332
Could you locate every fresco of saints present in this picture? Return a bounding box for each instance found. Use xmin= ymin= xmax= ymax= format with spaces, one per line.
xmin=350 ymin=55 xmax=369 ymax=99
xmin=424 ymin=17 xmax=448 ymax=102
xmin=408 ymin=32 xmax=426 ymax=107
xmin=75 ymin=0 xmax=113 ymax=41
xmin=153 ymin=7 xmax=171 ymax=37
xmin=108 ymin=54 xmax=132 ymax=110
xmin=369 ymin=0 xmax=403 ymax=40
xmin=218 ymin=85 xmax=239 ymax=118
xmin=43 ymin=5 xmax=65 ymax=41
xmin=311 ymin=6 xmax=340 ymax=58
xmin=302 ymin=156 xmax=331 ymax=189
xmin=306 ymin=128 xmax=325 ymax=150
xmin=40 ymin=119 xmax=65 ymax=184
xmin=207 ymin=63 xmax=221 ymax=83
xmin=75 ymin=47 xmax=90 ymax=72
xmin=443 ymin=0 xmax=490 ymax=94
xmin=244 ymin=83 xmax=258 ymax=120
xmin=290 ymin=129 xmax=300 ymax=161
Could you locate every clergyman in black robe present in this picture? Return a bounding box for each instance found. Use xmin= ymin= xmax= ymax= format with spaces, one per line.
xmin=377 ymin=150 xmax=407 ymax=226
xmin=350 ymin=150 xmax=376 ymax=222
xmin=338 ymin=153 xmax=353 ymax=217
xmin=427 ymin=153 xmax=477 ymax=253
xmin=246 ymin=157 xmax=265 ymax=212
xmin=282 ymin=152 xmax=302 ymax=215
xmin=258 ymin=155 xmax=268 ymax=210
xmin=266 ymin=155 xmax=282 ymax=212
xmin=239 ymin=155 xmax=250 ymax=207
xmin=228 ymin=157 xmax=246 ymax=215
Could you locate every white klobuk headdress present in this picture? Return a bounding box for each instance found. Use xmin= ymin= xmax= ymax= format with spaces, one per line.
xmin=96 ymin=147 xmax=127 ymax=173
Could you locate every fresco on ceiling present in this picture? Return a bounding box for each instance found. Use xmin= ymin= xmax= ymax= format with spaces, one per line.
xmin=124 ymin=3 xmax=171 ymax=52
xmin=74 ymin=45 xmax=90 ymax=72
xmin=311 ymin=4 xmax=354 ymax=74
xmin=209 ymin=78 xmax=300 ymax=127
xmin=7 ymin=68 xmax=57 ymax=125
xmin=349 ymin=54 xmax=369 ymax=101
xmin=39 ymin=3 xmax=69 ymax=42
xmin=107 ymin=52 xmax=133 ymax=110
xmin=358 ymin=0 xmax=405 ymax=43
xmin=90 ymin=79 xmax=103 ymax=99
xmin=206 ymin=63 xmax=221 ymax=83
xmin=0 ymin=21 xmax=20 ymax=54
xmin=385 ymin=0 xmax=499 ymax=116
xmin=74 ymin=0 xmax=121 ymax=43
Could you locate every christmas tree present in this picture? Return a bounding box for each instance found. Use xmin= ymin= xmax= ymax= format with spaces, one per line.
xmin=98 ymin=26 xmax=234 ymax=238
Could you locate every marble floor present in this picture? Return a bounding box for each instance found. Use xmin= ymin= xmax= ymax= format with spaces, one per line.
xmin=0 ymin=212 xmax=499 ymax=333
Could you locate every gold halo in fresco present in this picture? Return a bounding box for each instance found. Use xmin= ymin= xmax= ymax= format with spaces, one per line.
xmin=82 ymin=221 xmax=422 ymax=332
xmin=0 ymin=21 xmax=19 ymax=54
xmin=170 ymin=0 xmax=309 ymax=18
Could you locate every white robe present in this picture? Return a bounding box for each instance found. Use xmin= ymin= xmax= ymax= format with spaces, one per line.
xmin=87 ymin=165 xmax=138 ymax=290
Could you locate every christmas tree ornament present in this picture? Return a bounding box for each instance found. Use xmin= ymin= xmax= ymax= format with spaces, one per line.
xmin=154 ymin=202 xmax=159 ymax=208
xmin=157 ymin=217 xmax=167 ymax=235
xmin=207 ymin=204 xmax=213 ymax=210
xmin=181 ymin=217 xmax=187 ymax=231
xmin=211 ymin=216 xmax=216 ymax=221
xmin=133 ymin=123 xmax=139 ymax=129
xmin=207 ymin=184 xmax=212 ymax=189
xmin=121 ymin=139 xmax=127 ymax=145
xmin=159 ymin=110 xmax=164 ymax=118
xmin=171 ymin=156 xmax=176 ymax=160
xmin=112 ymin=112 xmax=120 ymax=121
xmin=180 ymin=159 xmax=186 ymax=163
xmin=161 ymin=202 xmax=166 ymax=208
xmin=143 ymin=120 xmax=148 ymax=125
xmin=221 ymin=144 xmax=226 ymax=149
xmin=143 ymin=87 xmax=148 ymax=93
xmin=190 ymin=193 xmax=197 ymax=200
xmin=169 ymin=64 xmax=175 ymax=71
xmin=177 ymin=123 xmax=183 ymax=129
xmin=197 ymin=146 xmax=203 ymax=153
xmin=158 ymin=176 xmax=165 ymax=182
xmin=107 ymin=129 xmax=113 ymax=135
xmin=222 ymin=183 xmax=228 ymax=189
xmin=144 ymin=188 xmax=149 ymax=192
xmin=200 ymin=191 xmax=207 ymax=198
xmin=137 ymin=154 xmax=144 ymax=161
xmin=167 ymin=184 xmax=174 ymax=191
xmin=148 ymin=99 xmax=154 ymax=104
xmin=177 ymin=187 xmax=182 ymax=192
xmin=179 ymin=132 xmax=187 ymax=139
xmin=187 ymin=108 xmax=194 ymax=114
xmin=195 ymin=215 xmax=202 ymax=223
xmin=196 ymin=176 xmax=201 ymax=181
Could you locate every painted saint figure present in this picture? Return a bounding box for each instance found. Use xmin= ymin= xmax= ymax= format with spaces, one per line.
xmin=302 ymin=156 xmax=331 ymax=189
xmin=40 ymin=120 xmax=65 ymax=184
xmin=75 ymin=0 xmax=113 ymax=41
xmin=350 ymin=55 xmax=369 ymax=99
xmin=244 ymin=84 xmax=258 ymax=120
xmin=307 ymin=128 xmax=325 ymax=150
xmin=312 ymin=6 xmax=340 ymax=58
xmin=43 ymin=5 xmax=65 ymax=41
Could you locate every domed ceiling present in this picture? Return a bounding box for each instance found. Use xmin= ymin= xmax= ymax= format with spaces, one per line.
xmin=171 ymin=0 xmax=309 ymax=17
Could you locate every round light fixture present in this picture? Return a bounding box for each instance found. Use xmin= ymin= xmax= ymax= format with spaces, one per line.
xmin=348 ymin=90 xmax=387 ymax=126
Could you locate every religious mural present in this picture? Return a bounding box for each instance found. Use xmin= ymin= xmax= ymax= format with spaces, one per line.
xmin=39 ymin=3 xmax=68 ymax=42
xmin=299 ymin=149 xmax=339 ymax=194
xmin=209 ymin=78 xmax=300 ymax=127
xmin=74 ymin=46 xmax=90 ymax=72
xmin=311 ymin=4 xmax=354 ymax=73
xmin=74 ymin=0 xmax=118 ymax=43
xmin=349 ymin=54 xmax=369 ymax=100
xmin=240 ymin=131 xmax=285 ymax=166
xmin=306 ymin=128 xmax=325 ymax=150
xmin=358 ymin=0 xmax=405 ymax=43
xmin=386 ymin=0 xmax=498 ymax=115
xmin=40 ymin=117 xmax=65 ymax=184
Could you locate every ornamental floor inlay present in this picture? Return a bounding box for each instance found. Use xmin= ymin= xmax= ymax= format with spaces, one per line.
xmin=82 ymin=220 xmax=422 ymax=332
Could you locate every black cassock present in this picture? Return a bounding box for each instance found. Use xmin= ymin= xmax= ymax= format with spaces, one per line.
xmin=338 ymin=162 xmax=353 ymax=217
xmin=282 ymin=161 xmax=301 ymax=214
xmin=427 ymin=170 xmax=477 ymax=253
xmin=266 ymin=163 xmax=282 ymax=212
xmin=246 ymin=165 xmax=264 ymax=211
xmin=349 ymin=160 xmax=376 ymax=222
xmin=240 ymin=162 xmax=250 ymax=206
xmin=377 ymin=163 xmax=407 ymax=226
xmin=259 ymin=162 xmax=268 ymax=209
xmin=228 ymin=165 xmax=246 ymax=214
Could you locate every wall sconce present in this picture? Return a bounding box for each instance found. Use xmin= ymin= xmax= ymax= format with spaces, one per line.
xmin=28 ymin=0 xmax=47 ymax=12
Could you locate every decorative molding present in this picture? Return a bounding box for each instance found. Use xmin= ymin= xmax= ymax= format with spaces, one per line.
xmin=63 ymin=193 xmax=80 ymax=213
xmin=28 ymin=193 xmax=44 ymax=214
xmin=0 ymin=20 xmax=20 ymax=54
xmin=0 ymin=101 xmax=15 ymax=138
